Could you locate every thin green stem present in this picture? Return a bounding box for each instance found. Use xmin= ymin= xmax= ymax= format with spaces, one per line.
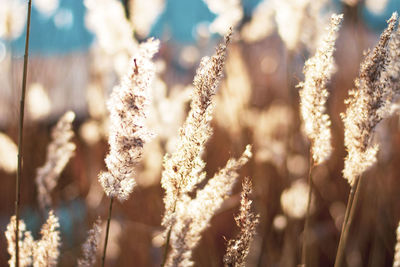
xmin=161 ymin=226 xmax=172 ymax=267
xmin=15 ymin=2 xmax=32 ymax=267
xmin=161 ymin=199 xmax=178 ymax=267
xmin=301 ymin=156 xmax=315 ymax=266
xmin=334 ymin=177 xmax=362 ymax=267
xmin=101 ymin=197 xmax=114 ymax=267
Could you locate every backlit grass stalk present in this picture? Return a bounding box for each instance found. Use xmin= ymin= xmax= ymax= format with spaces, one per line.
xmin=78 ymin=218 xmax=102 ymax=267
xmin=164 ymin=146 xmax=252 ymax=267
xmin=5 ymin=210 xmax=61 ymax=267
xmin=15 ymin=1 xmax=32 ymax=266
xmin=335 ymin=12 xmax=400 ymax=267
xmin=223 ymin=177 xmax=259 ymax=267
xmin=334 ymin=177 xmax=361 ymax=267
xmin=35 ymin=111 xmax=76 ymax=211
xmin=160 ymin=29 xmax=253 ymax=266
xmin=160 ymin=30 xmax=232 ymax=265
xmin=298 ymin=13 xmax=343 ymax=265
xmin=98 ymin=39 xmax=159 ymax=266
xmin=101 ymin=198 xmax=113 ymax=267
xmin=301 ymin=157 xmax=315 ymax=265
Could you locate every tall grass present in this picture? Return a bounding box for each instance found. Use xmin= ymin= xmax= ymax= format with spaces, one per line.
xmin=3 ymin=1 xmax=400 ymax=267
xmin=15 ymin=1 xmax=32 ymax=266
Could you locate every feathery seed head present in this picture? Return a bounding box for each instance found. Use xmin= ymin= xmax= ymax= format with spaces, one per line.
xmin=298 ymin=13 xmax=343 ymax=165
xmin=5 ymin=216 xmax=34 ymax=267
xmin=223 ymin=177 xmax=259 ymax=267
xmin=33 ymin=210 xmax=61 ymax=267
xmin=342 ymin=12 xmax=399 ymax=185
xmin=77 ymin=218 xmax=102 ymax=267
xmin=36 ymin=111 xmax=76 ymax=210
xmin=161 ymin=31 xmax=232 ymax=224
xmin=165 ymin=146 xmax=252 ymax=267
xmin=161 ymin=32 xmax=252 ymax=267
xmin=5 ymin=211 xmax=61 ymax=267
xmin=99 ymin=39 xmax=159 ymax=202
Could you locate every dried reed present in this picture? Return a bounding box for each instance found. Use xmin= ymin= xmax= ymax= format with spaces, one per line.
xmin=161 ymin=30 xmax=232 ymax=266
xmin=223 ymin=177 xmax=259 ymax=267
xmin=99 ymin=38 xmax=159 ymax=266
xmin=335 ymin=12 xmax=400 ymax=267
xmin=15 ymin=1 xmax=32 ymax=266
xmin=5 ymin=210 xmax=61 ymax=267
xmin=77 ymin=218 xmax=102 ymax=267
xmin=35 ymin=111 xmax=76 ymax=210
xmin=298 ymin=13 xmax=343 ymax=265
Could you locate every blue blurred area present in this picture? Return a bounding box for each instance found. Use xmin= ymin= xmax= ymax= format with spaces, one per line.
xmin=149 ymin=0 xmax=262 ymax=43
xmin=11 ymin=0 xmax=93 ymax=56
xmin=242 ymin=0 xmax=263 ymax=16
xmin=362 ymin=0 xmax=400 ymax=31
xmin=7 ymin=0 xmax=400 ymax=55
xmin=149 ymin=0 xmax=216 ymax=43
xmin=18 ymin=199 xmax=86 ymax=246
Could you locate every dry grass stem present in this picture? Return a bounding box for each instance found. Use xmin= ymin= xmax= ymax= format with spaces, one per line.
xmin=78 ymin=218 xmax=102 ymax=267
xmin=298 ymin=14 xmax=343 ymax=265
xmin=298 ymin=13 xmax=343 ymax=165
xmin=165 ymin=146 xmax=252 ymax=267
xmin=6 ymin=210 xmax=61 ymax=267
xmin=161 ymin=30 xmax=232 ymax=231
xmin=99 ymin=39 xmax=159 ymax=202
xmin=5 ymin=216 xmax=34 ymax=267
xmin=335 ymin=12 xmax=400 ymax=267
xmin=342 ymin=12 xmax=399 ymax=186
xmin=15 ymin=1 xmax=33 ymax=266
xmin=223 ymin=177 xmax=259 ymax=267
xmin=35 ymin=111 xmax=76 ymax=210
xmin=33 ymin=210 xmax=61 ymax=267
xmin=161 ymin=30 xmax=253 ymax=266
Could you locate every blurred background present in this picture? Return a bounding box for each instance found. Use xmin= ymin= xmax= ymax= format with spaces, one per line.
xmin=1 ymin=0 xmax=400 ymax=266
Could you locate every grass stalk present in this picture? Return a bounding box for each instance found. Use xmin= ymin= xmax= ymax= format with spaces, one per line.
xmin=101 ymin=197 xmax=114 ymax=267
xmin=161 ymin=201 xmax=177 ymax=267
xmin=334 ymin=177 xmax=362 ymax=267
xmin=15 ymin=1 xmax=32 ymax=266
xmin=161 ymin=226 xmax=172 ymax=267
xmin=301 ymin=156 xmax=315 ymax=266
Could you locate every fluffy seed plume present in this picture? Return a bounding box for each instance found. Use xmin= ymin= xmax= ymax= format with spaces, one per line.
xmin=35 ymin=111 xmax=76 ymax=210
xmin=98 ymin=39 xmax=159 ymax=202
xmin=5 ymin=211 xmax=61 ymax=267
xmin=33 ymin=210 xmax=61 ymax=267
xmin=298 ymin=14 xmax=343 ymax=165
xmin=5 ymin=216 xmax=34 ymax=267
xmin=77 ymin=218 xmax=102 ymax=267
xmin=342 ymin=13 xmax=400 ymax=185
xmin=165 ymin=146 xmax=252 ymax=267
xmin=223 ymin=177 xmax=259 ymax=267
xmin=160 ymin=31 xmax=252 ymax=266
xmin=161 ymin=30 xmax=231 ymax=228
